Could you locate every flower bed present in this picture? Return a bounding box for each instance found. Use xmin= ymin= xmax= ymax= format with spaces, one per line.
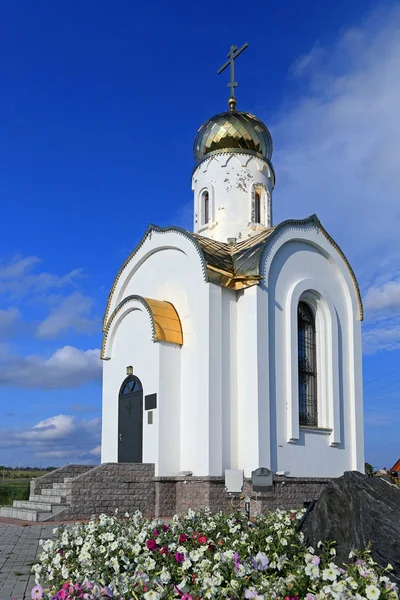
xmin=31 ymin=508 xmax=398 ymax=599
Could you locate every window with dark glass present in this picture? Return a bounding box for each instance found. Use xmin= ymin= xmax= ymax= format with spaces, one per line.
xmin=120 ymin=377 xmax=142 ymax=395
xmin=202 ymin=191 xmax=209 ymax=224
xmin=254 ymin=191 xmax=261 ymax=223
xmin=298 ymin=302 xmax=317 ymax=426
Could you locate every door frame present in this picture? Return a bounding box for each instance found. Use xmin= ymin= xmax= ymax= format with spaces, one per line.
xmin=118 ymin=375 xmax=143 ymax=463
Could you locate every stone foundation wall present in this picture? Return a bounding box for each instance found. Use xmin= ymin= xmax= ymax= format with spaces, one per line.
xmin=41 ymin=464 xmax=333 ymax=521
xmin=46 ymin=463 xmax=155 ymax=521
xmin=31 ymin=464 xmax=94 ymax=496
xmin=154 ymin=476 xmax=332 ymax=517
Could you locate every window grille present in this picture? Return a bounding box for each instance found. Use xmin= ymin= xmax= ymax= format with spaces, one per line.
xmin=298 ymin=302 xmax=317 ymax=426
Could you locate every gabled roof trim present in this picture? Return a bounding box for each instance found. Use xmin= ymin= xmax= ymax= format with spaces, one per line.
xmin=102 ymin=225 xmax=208 ymax=332
xmin=260 ymin=214 xmax=363 ymax=321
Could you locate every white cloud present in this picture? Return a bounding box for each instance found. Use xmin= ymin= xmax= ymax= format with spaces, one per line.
xmin=87 ymin=445 xmax=101 ymax=457
xmin=0 ymin=307 xmax=21 ymax=337
xmin=271 ymin=5 xmax=400 ymax=354
xmin=0 ymin=414 xmax=101 ymax=464
xmin=0 ymin=255 xmax=82 ymax=297
xmin=364 ymin=280 xmax=400 ymax=315
xmin=36 ymin=292 xmax=98 ymax=339
xmin=0 ymin=345 xmax=101 ymax=389
xmin=363 ymin=322 xmax=400 ymax=355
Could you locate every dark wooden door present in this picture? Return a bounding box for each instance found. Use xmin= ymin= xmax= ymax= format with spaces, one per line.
xmin=118 ymin=377 xmax=143 ymax=463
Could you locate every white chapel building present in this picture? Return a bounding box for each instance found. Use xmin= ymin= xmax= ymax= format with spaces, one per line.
xmin=101 ymin=74 xmax=364 ymax=479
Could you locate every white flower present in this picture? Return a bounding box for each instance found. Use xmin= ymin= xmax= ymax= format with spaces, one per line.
xmin=160 ymin=568 xmax=171 ymax=584
xmin=182 ymin=559 xmax=192 ymax=571
xmin=366 ymin=585 xmax=381 ymax=600
xmin=143 ymin=591 xmax=161 ymax=600
xmin=322 ymin=567 xmax=337 ymax=582
xmin=346 ymin=576 xmax=358 ymax=590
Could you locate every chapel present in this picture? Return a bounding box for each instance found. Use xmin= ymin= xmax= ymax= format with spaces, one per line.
xmin=101 ymin=45 xmax=364 ymax=479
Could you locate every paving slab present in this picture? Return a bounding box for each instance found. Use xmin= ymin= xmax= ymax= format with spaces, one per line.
xmin=0 ymin=521 xmax=57 ymax=600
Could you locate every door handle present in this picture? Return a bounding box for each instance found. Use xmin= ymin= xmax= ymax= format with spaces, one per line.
xmin=119 ymin=433 xmax=123 ymax=443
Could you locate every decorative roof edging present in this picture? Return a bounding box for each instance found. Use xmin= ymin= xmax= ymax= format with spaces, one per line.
xmin=102 ymin=226 xmax=209 ymax=332
xmin=192 ymin=149 xmax=276 ymax=186
xmin=259 ymin=214 xmax=363 ymax=321
xmin=102 ymin=215 xmax=363 ymax=334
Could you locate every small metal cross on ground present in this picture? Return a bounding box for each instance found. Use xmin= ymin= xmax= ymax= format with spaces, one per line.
xmin=217 ymin=42 xmax=248 ymax=111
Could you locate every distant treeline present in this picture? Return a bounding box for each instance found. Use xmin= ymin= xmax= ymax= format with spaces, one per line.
xmin=0 ymin=466 xmax=56 ymax=471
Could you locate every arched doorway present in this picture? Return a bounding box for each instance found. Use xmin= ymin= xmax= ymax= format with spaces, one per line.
xmin=118 ymin=376 xmax=143 ymax=462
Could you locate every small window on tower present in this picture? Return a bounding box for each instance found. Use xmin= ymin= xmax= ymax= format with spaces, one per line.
xmin=254 ymin=191 xmax=261 ymax=224
xmin=202 ymin=191 xmax=210 ymax=225
xmin=252 ymin=185 xmax=264 ymax=224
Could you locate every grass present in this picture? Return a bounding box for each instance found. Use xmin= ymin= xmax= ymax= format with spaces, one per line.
xmin=0 ymin=481 xmax=30 ymax=506
xmin=0 ymin=468 xmax=52 ymax=479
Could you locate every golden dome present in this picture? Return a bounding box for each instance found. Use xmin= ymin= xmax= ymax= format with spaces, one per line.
xmin=193 ymin=110 xmax=273 ymax=165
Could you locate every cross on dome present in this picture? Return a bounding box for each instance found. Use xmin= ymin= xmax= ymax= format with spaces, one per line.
xmin=217 ymin=42 xmax=248 ymax=111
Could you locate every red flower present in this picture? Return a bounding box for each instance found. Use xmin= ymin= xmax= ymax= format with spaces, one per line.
xmin=153 ymin=529 xmax=160 ymax=537
xmin=179 ymin=533 xmax=188 ymax=543
xmin=162 ymin=524 xmax=169 ymax=532
xmin=160 ymin=546 xmax=169 ymax=555
xmin=146 ymin=539 xmax=157 ymax=551
xmin=198 ymin=535 xmax=207 ymax=544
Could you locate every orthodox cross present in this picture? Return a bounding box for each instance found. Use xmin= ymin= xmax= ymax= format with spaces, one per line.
xmin=217 ymin=42 xmax=248 ymax=110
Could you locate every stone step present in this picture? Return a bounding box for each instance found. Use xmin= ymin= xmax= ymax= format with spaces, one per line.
xmin=51 ymin=483 xmax=68 ymax=491
xmin=41 ymin=487 xmax=67 ymax=497
xmin=29 ymin=493 xmax=65 ymax=504
xmin=13 ymin=500 xmax=67 ymax=512
xmin=0 ymin=506 xmax=52 ymax=522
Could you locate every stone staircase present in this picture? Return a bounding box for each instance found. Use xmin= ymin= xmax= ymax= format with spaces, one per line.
xmin=0 ymin=479 xmax=71 ymax=522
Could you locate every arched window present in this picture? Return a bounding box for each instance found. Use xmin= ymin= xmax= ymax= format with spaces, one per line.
xmin=201 ymin=191 xmax=209 ymax=225
xmin=120 ymin=376 xmax=142 ymax=395
xmin=254 ymin=191 xmax=261 ymax=223
xmin=298 ymin=302 xmax=317 ymax=426
xmin=252 ymin=185 xmax=264 ymax=224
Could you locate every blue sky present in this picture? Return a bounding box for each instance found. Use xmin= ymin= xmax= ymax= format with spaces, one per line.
xmin=0 ymin=0 xmax=399 ymax=469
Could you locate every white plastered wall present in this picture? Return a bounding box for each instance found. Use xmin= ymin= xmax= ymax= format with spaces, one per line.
xmin=192 ymin=153 xmax=274 ymax=242
xmin=261 ymin=224 xmax=364 ymax=477
xmin=102 ymin=230 xmax=224 ymax=476
xmin=101 ymin=306 xmax=161 ymax=468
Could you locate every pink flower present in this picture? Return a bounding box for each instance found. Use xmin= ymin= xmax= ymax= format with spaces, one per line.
xmin=31 ymin=585 xmax=44 ymax=599
xmin=182 ymin=595 xmax=194 ymax=600
xmin=153 ymin=529 xmax=160 ymax=537
xmin=311 ymin=555 xmax=320 ymax=565
xmin=162 ymin=524 xmax=169 ymax=532
xmin=175 ymin=551 xmax=185 ymax=562
xmin=179 ymin=533 xmax=188 ymax=543
xmin=160 ymin=545 xmax=169 ymax=554
xmin=146 ymin=538 xmax=157 ymax=551
xmin=198 ymin=535 xmax=207 ymax=544
xmin=57 ymin=592 xmax=67 ymax=600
